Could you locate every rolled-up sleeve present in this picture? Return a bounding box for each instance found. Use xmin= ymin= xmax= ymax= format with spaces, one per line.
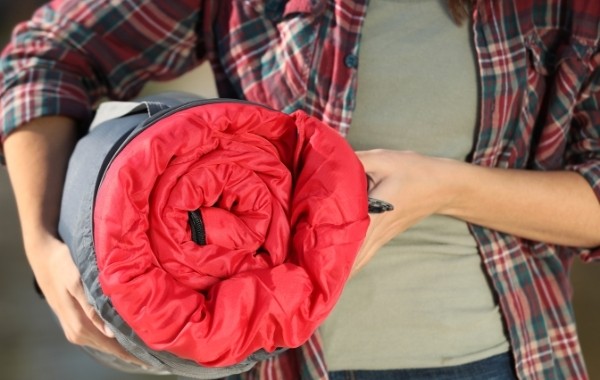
xmin=566 ymin=52 xmax=600 ymax=260
xmin=0 ymin=0 xmax=204 ymax=149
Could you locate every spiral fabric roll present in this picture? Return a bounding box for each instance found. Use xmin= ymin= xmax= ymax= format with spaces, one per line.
xmin=58 ymin=93 xmax=369 ymax=378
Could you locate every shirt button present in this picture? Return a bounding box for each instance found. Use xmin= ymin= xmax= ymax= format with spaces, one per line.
xmin=344 ymin=54 xmax=359 ymax=69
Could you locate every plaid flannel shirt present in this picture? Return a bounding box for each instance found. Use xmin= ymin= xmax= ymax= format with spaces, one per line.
xmin=1 ymin=0 xmax=599 ymax=379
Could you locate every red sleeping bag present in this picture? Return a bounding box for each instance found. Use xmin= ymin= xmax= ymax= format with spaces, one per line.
xmin=92 ymin=101 xmax=370 ymax=367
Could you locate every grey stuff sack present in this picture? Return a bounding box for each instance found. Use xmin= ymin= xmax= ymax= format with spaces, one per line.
xmin=57 ymin=92 xmax=277 ymax=379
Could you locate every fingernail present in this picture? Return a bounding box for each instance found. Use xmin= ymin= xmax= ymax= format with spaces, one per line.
xmin=104 ymin=324 xmax=115 ymax=338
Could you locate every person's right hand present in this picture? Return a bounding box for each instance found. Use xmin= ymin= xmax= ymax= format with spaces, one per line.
xmin=4 ymin=117 xmax=146 ymax=367
xmin=4 ymin=117 xmax=149 ymax=367
xmin=29 ymin=235 xmax=146 ymax=366
xmin=351 ymin=149 xmax=456 ymax=274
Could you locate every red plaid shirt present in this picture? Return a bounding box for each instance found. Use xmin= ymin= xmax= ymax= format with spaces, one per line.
xmin=1 ymin=1 xmax=600 ymax=379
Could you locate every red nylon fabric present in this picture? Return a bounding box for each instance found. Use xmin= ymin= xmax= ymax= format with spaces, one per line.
xmin=93 ymin=103 xmax=369 ymax=367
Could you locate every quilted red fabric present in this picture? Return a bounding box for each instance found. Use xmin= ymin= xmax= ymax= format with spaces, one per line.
xmin=93 ymin=102 xmax=369 ymax=367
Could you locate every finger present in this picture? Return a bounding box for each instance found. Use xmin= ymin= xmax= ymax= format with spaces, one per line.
xmin=355 ymin=150 xmax=384 ymax=183
xmin=85 ymin=302 xmax=115 ymax=338
xmin=50 ymin=242 xmax=112 ymax=337
xmin=35 ymin=241 xmax=143 ymax=366
xmin=66 ymin=267 xmax=115 ymax=337
xmin=92 ymin=333 xmax=147 ymax=367
xmin=84 ymin=322 xmax=147 ymax=366
xmin=351 ymin=214 xmax=383 ymax=275
xmin=65 ymin=294 xmax=146 ymax=366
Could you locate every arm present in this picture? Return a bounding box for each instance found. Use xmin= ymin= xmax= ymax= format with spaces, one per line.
xmin=353 ymin=50 xmax=600 ymax=274
xmin=353 ymin=150 xmax=600 ymax=273
xmin=0 ymin=0 xmax=205 ymax=362
xmin=442 ymin=163 xmax=600 ymax=247
xmin=4 ymin=117 xmax=142 ymax=363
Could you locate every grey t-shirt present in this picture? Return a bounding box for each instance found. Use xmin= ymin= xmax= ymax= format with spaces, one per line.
xmin=319 ymin=0 xmax=510 ymax=370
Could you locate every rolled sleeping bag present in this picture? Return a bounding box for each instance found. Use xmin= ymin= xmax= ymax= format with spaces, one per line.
xmin=58 ymin=93 xmax=370 ymax=378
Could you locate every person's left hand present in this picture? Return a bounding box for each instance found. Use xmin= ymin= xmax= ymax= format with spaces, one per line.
xmin=351 ymin=149 xmax=460 ymax=274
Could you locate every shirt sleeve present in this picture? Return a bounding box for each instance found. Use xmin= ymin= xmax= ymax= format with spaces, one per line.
xmin=566 ymin=53 xmax=600 ymax=261
xmin=0 ymin=0 xmax=205 ymax=149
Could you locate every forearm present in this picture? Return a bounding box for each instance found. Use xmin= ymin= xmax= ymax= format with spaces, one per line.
xmin=4 ymin=117 xmax=147 ymax=362
xmin=4 ymin=116 xmax=77 ymax=252
xmin=440 ymin=161 xmax=600 ymax=248
xmin=356 ymin=149 xmax=600 ymax=274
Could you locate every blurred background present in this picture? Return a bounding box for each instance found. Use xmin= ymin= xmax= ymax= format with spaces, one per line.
xmin=0 ymin=2 xmax=598 ymax=379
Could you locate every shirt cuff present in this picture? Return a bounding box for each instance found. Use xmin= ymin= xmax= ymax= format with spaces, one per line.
xmin=566 ymin=160 xmax=600 ymax=260
xmin=0 ymin=71 xmax=94 ymax=164
xmin=567 ymin=160 xmax=600 ymax=203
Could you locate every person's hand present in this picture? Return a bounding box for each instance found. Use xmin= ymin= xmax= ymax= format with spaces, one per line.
xmin=28 ymin=235 xmax=146 ymax=366
xmin=4 ymin=117 xmax=146 ymax=366
xmin=352 ymin=149 xmax=459 ymax=274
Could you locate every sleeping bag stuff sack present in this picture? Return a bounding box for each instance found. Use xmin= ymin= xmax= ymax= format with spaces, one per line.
xmin=58 ymin=93 xmax=371 ymax=378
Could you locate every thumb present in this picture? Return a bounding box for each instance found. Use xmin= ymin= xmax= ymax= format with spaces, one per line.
xmin=355 ymin=150 xmax=383 ymax=189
